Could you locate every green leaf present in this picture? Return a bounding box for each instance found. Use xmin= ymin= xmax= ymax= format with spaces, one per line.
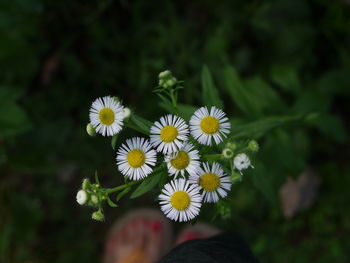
xmin=106 ymin=196 xmax=118 ymax=207
xmin=130 ymin=165 xmax=166 ymax=199
xmin=249 ymin=161 xmax=277 ymax=204
xmin=116 ymin=187 xmax=131 ymax=201
xmin=242 ymin=76 xmax=285 ymax=113
xmin=230 ymin=114 xmax=305 ymax=140
xmin=223 ymin=66 xmax=285 ymax=117
xmin=223 ymin=66 xmax=258 ymax=116
xmin=0 ymin=87 xmax=31 ymax=138
xmin=111 ymin=134 xmax=118 ymax=150
xmin=270 ymin=65 xmax=300 ymax=93
xmin=201 ymin=65 xmax=223 ymax=108
xmin=126 ymin=114 xmax=153 ymax=135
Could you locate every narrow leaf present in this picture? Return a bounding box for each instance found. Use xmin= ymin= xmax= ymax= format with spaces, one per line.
xmin=130 ymin=166 xmax=166 ymax=199
xmin=106 ymin=196 xmax=118 ymax=207
xmin=116 ymin=187 xmax=131 ymax=201
xmin=126 ymin=114 xmax=153 ymax=135
xmin=230 ymin=114 xmax=305 ymax=140
xmin=111 ymin=134 xmax=118 ymax=150
xmin=201 ymin=65 xmax=223 ymax=108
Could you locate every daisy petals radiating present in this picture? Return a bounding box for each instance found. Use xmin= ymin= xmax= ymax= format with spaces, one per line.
xmin=189 ymin=106 xmax=231 ymax=146
xmin=89 ymin=96 xmax=124 ymax=137
xmin=159 ymin=179 xmax=202 ymax=222
xmin=116 ymin=137 xmax=157 ymax=180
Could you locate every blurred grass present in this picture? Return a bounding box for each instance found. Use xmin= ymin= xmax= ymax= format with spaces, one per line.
xmin=0 ymin=0 xmax=349 ymax=262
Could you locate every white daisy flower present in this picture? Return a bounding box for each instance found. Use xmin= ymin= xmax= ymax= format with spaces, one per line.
xmin=159 ymin=178 xmax=202 ymax=222
xmin=150 ymin=115 xmax=189 ymax=154
xmin=189 ymin=162 xmax=231 ymax=203
xmin=165 ymin=142 xmax=200 ymax=178
xmin=116 ymin=137 xmax=157 ymax=180
xmin=76 ymin=190 xmax=88 ymax=205
xmin=89 ymin=96 xmax=124 ymax=136
xmin=233 ymin=153 xmax=253 ymax=173
xmin=189 ymin=106 xmax=231 ymax=146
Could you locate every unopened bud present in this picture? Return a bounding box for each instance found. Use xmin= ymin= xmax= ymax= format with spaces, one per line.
xmin=222 ymin=148 xmax=234 ymax=159
xmin=123 ymin=107 xmax=131 ymax=120
xmin=92 ymin=210 xmax=104 ymax=221
xmin=82 ymin=178 xmax=90 ymax=190
xmin=159 ymin=70 xmax=171 ymax=79
xmin=225 ymin=142 xmax=237 ymax=151
xmin=86 ymin=123 xmax=96 ymax=137
xmin=91 ymin=195 xmax=99 ymax=204
xmin=76 ymin=190 xmax=88 ymax=205
xmin=248 ymin=140 xmax=259 ymax=152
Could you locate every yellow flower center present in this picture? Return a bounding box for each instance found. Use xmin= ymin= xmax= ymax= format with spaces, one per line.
xmin=170 ymin=151 xmax=190 ymax=170
xmin=99 ymin=108 xmax=115 ymax=125
xmin=127 ymin=149 xmax=146 ymax=168
xmin=200 ymin=116 xmax=219 ymax=134
xmin=170 ymin=191 xmax=190 ymax=210
xmin=199 ymin=173 xmax=220 ymax=192
xmin=160 ymin=125 xmax=178 ymax=142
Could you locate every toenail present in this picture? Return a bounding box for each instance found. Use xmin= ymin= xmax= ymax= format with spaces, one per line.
xmin=149 ymin=220 xmax=162 ymax=232
xmin=184 ymin=232 xmax=197 ymax=240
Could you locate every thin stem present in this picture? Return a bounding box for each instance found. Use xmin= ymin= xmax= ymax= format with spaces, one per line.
xmin=106 ymin=180 xmax=139 ymax=194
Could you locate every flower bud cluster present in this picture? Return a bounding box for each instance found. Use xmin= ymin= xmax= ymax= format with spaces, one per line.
xmin=158 ymin=70 xmax=177 ymax=88
xmin=221 ymin=140 xmax=259 ymax=180
xmin=76 ymin=178 xmax=107 ymax=221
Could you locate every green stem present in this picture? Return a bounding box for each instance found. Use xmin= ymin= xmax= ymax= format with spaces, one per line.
xmin=106 ymin=180 xmax=139 ymax=194
xmin=202 ymin=154 xmax=222 ymax=161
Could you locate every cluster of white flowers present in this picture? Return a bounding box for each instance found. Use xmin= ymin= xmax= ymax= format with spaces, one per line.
xmin=81 ymin=95 xmax=255 ymax=222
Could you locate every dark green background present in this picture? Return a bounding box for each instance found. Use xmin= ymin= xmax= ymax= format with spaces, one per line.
xmin=1 ymin=0 xmax=349 ymax=262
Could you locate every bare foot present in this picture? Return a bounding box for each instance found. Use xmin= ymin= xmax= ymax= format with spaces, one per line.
xmin=103 ymin=209 xmax=172 ymax=263
xmin=175 ymin=222 xmax=220 ymax=246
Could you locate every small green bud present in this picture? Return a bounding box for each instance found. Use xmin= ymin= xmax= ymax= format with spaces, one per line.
xmin=123 ymin=107 xmax=131 ymax=120
xmin=82 ymin=178 xmax=90 ymax=190
xmin=248 ymin=140 xmax=259 ymax=152
xmin=91 ymin=195 xmax=99 ymax=204
xmin=225 ymin=142 xmax=237 ymax=151
xmin=166 ymin=78 xmax=177 ymax=87
xmin=158 ymin=79 xmax=165 ymax=86
xmin=230 ymin=172 xmax=242 ymax=183
xmin=159 ymin=70 xmax=171 ymax=79
xmin=222 ymin=148 xmax=234 ymax=159
xmin=112 ymin=96 xmax=120 ymax=102
xmin=92 ymin=210 xmax=104 ymax=221
xmin=86 ymin=123 xmax=96 ymax=137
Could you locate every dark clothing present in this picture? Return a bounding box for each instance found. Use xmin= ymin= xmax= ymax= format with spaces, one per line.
xmin=158 ymin=233 xmax=259 ymax=263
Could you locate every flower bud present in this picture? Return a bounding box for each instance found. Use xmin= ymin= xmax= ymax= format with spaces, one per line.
xmin=225 ymin=142 xmax=237 ymax=151
xmin=112 ymin=96 xmax=120 ymax=102
xmin=233 ymin=153 xmax=253 ymax=173
xmin=248 ymin=140 xmax=259 ymax=152
xmin=222 ymin=148 xmax=234 ymax=159
xmin=82 ymin=178 xmax=90 ymax=190
xmin=76 ymin=190 xmax=88 ymax=205
xmin=123 ymin=107 xmax=131 ymax=120
xmin=92 ymin=210 xmax=105 ymax=221
xmin=159 ymin=70 xmax=171 ymax=79
xmin=86 ymin=123 xmax=96 ymax=137
xmin=166 ymin=78 xmax=177 ymax=87
xmin=91 ymin=195 xmax=99 ymax=204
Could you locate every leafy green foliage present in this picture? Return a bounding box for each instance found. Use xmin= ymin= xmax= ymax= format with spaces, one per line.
xmin=201 ymin=65 xmax=223 ymax=108
xmin=0 ymin=0 xmax=349 ymax=262
xmin=130 ymin=165 xmax=167 ymax=199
